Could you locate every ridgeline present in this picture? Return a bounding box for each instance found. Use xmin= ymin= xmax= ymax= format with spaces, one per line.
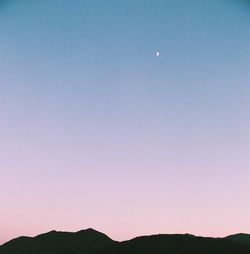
xmin=1 ymin=228 xmax=250 ymax=254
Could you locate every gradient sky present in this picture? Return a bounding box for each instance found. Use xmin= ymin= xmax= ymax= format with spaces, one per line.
xmin=0 ymin=0 xmax=250 ymax=244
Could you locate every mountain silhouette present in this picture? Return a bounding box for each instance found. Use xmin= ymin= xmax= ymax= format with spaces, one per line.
xmin=1 ymin=229 xmax=250 ymax=254
xmin=226 ymin=233 xmax=250 ymax=246
xmin=0 ymin=228 xmax=114 ymax=254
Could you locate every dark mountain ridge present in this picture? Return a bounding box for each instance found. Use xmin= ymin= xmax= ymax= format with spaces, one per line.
xmin=226 ymin=233 xmax=250 ymax=245
xmin=0 ymin=228 xmax=114 ymax=254
xmin=1 ymin=228 xmax=250 ymax=254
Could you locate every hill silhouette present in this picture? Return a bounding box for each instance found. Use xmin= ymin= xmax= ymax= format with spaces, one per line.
xmin=1 ymin=229 xmax=250 ymax=254
xmin=226 ymin=233 xmax=250 ymax=246
xmin=0 ymin=228 xmax=114 ymax=254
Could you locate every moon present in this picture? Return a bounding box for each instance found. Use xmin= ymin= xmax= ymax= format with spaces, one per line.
xmin=156 ymin=51 xmax=160 ymax=57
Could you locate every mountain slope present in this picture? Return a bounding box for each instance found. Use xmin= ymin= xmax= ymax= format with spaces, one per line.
xmin=1 ymin=229 xmax=250 ymax=254
xmin=226 ymin=233 xmax=250 ymax=246
xmin=94 ymin=234 xmax=250 ymax=254
xmin=0 ymin=228 xmax=115 ymax=254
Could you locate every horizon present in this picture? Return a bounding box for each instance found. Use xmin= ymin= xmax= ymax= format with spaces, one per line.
xmin=1 ymin=227 xmax=249 ymax=245
xmin=1 ymin=0 xmax=249 ymax=245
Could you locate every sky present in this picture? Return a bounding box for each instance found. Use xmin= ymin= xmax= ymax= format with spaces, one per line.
xmin=0 ymin=0 xmax=250 ymax=244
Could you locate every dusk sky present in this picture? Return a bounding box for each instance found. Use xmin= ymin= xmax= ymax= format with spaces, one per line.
xmin=0 ymin=0 xmax=250 ymax=244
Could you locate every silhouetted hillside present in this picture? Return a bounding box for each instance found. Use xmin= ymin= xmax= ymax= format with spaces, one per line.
xmin=0 ymin=228 xmax=114 ymax=254
xmin=1 ymin=229 xmax=250 ymax=254
xmin=94 ymin=234 xmax=250 ymax=254
xmin=226 ymin=233 xmax=250 ymax=245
